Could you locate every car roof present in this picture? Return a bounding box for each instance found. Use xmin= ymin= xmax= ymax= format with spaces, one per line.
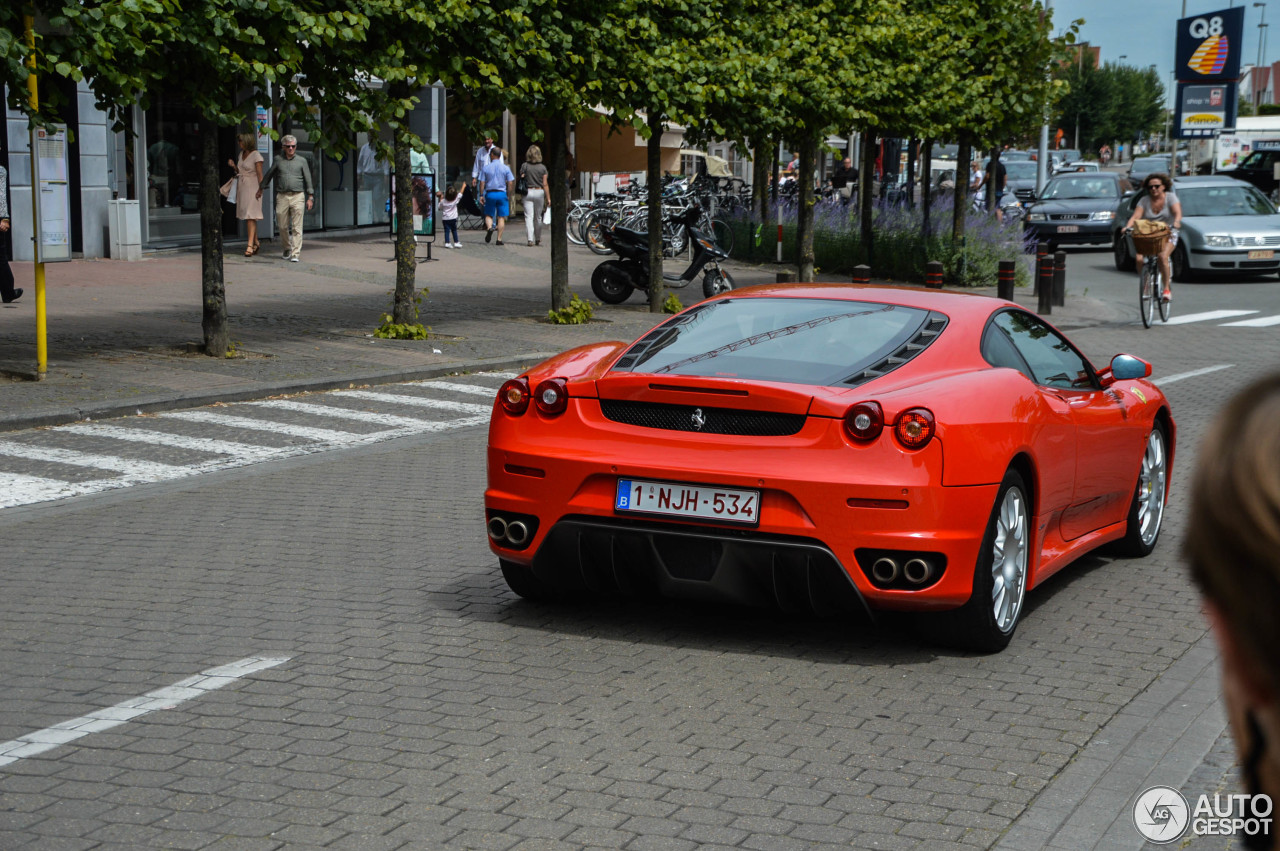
xmin=1171 ymin=175 xmax=1264 ymax=189
xmin=716 ymin=284 xmax=1015 ymax=324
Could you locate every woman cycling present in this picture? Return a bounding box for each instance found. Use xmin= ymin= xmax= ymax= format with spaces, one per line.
xmin=1124 ymin=172 xmax=1182 ymax=302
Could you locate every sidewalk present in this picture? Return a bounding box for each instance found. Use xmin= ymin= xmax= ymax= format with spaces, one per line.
xmin=0 ymin=229 xmax=1119 ymax=432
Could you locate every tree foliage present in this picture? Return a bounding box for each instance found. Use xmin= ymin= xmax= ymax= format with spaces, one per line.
xmin=1054 ymin=60 xmax=1165 ymax=154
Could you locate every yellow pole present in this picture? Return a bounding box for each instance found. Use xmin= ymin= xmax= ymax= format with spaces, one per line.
xmin=26 ymin=13 xmax=48 ymax=379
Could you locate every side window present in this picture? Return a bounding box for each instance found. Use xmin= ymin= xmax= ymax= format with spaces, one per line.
xmin=981 ymin=321 xmax=1032 ymax=380
xmin=993 ymin=311 xmax=1097 ymax=391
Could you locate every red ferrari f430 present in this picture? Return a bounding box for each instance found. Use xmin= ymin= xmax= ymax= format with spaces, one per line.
xmin=484 ymin=285 xmax=1174 ymax=651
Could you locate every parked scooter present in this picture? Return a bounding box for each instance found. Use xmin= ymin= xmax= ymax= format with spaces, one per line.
xmin=590 ymin=206 xmax=735 ymax=303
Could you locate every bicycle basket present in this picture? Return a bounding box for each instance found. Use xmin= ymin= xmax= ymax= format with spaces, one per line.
xmin=1131 ymin=221 xmax=1169 ymax=255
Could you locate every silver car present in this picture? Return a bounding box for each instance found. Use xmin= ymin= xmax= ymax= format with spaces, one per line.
xmin=1111 ymin=175 xmax=1280 ymax=279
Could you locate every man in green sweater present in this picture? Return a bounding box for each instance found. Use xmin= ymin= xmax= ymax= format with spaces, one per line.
xmin=257 ymin=135 xmax=315 ymax=262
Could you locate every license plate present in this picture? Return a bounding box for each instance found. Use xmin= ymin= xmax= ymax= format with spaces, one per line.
xmin=1056 ymin=225 xmax=1079 ymax=233
xmin=616 ymin=478 xmax=759 ymax=526
xmin=1248 ymin=249 xmax=1274 ymax=259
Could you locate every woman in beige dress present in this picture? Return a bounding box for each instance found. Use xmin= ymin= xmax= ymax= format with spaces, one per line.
xmin=228 ymin=132 xmax=264 ymax=255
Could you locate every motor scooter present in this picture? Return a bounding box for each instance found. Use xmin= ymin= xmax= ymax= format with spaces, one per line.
xmin=590 ymin=206 xmax=735 ymax=304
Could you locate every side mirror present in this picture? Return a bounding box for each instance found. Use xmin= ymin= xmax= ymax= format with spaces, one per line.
xmin=1103 ymin=354 xmax=1152 ymax=387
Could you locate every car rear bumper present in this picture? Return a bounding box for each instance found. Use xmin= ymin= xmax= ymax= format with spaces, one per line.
xmin=486 ymin=431 xmax=1000 ymax=613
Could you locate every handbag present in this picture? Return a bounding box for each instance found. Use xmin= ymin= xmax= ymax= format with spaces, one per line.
xmin=516 ymin=165 xmax=528 ymax=195
xmin=220 ymin=177 xmax=237 ymax=205
xmin=543 ymin=206 xmax=551 ymax=225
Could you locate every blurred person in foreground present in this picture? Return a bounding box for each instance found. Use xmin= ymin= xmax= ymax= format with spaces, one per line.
xmin=1186 ymin=374 xmax=1280 ymax=850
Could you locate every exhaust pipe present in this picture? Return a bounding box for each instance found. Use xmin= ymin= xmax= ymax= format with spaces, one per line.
xmin=487 ymin=517 xmax=509 ymax=541
xmin=505 ymin=521 xmax=530 ymax=547
xmin=903 ymin=558 xmax=932 ymax=585
xmin=871 ymin=557 xmax=900 ymax=585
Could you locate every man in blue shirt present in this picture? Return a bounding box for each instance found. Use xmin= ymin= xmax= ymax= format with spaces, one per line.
xmin=478 ymin=147 xmax=515 ymax=245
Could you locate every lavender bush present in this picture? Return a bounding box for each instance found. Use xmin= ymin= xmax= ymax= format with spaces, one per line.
xmin=729 ymin=194 xmax=1033 ymax=288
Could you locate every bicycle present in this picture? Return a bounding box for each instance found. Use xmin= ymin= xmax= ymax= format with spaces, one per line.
xmin=1127 ymin=227 xmax=1171 ymax=327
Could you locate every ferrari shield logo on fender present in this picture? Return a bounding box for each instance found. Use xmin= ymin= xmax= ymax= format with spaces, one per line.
xmin=1130 ymin=388 xmax=1147 ymax=404
xmin=691 ymin=408 xmax=706 ymax=431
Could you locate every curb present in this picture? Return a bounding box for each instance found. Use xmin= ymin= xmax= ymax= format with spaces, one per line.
xmin=0 ymin=353 xmax=554 ymax=433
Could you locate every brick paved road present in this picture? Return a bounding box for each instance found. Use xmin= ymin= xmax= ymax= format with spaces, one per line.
xmin=1 ymin=272 xmax=1278 ymax=849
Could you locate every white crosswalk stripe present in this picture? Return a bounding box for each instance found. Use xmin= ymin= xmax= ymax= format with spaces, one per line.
xmin=1164 ymin=309 xmax=1258 ymax=325
xmin=0 ymin=373 xmax=509 ymax=511
xmin=339 ymin=390 xmax=491 ymax=414
xmin=1221 ymin=314 xmax=1280 ymax=327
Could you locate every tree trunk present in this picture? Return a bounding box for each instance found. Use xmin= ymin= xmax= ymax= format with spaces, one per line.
xmin=199 ymin=116 xmax=228 ymax=357
xmin=860 ymin=129 xmax=876 ymax=269
xmin=391 ymin=126 xmax=417 ymax=326
xmin=953 ymin=136 xmax=971 ymax=242
xmin=751 ymin=133 xmax=769 ymax=228
xmin=549 ymin=115 xmax=570 ymax=311
xmin=796 ymin=134 xmax=818 ymax=282
xmin=647 ymin=111 xmax=664 ymax=312
xmin=921 ymin=139 xmax=932 ymax=244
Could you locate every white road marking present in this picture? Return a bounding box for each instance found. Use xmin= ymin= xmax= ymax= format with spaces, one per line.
xmin=423 ymin=381 xmax=503 ymax=397
xmin=1220 ymin=314 xmax=1280 ymax=327
xmin=246 ymin=399 xmax=436 ymax=429
xmin=162 ymin=410 xmax=363 ymax=442
xmin=0 ymin=656 xmax=290 ymax=768
xmin=0 ymin=374 xmax=509 ymax=510
xmin=59 ymin=423 xmax=271 ymax=458
xmin=340 ymin=390 xmax=491 ymax=414
xmin=1164 ymin=310 xmax=1258 ymax=325
xmin=1153 ymin=364 xmax=1235 ymax=386
xmin=0 ymin=441 xmax=184 ymax=477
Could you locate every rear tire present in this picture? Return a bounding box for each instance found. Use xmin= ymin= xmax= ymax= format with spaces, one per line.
xmin=500 ymin=559 xmax=557 ymax=602
xmin=941 ymin=469 xmax=1031 ymax=653
xmin=1112 ymin=421 xmax=1169 ymax=557
xmin=591 ymin=262 xmax=635 ymax=304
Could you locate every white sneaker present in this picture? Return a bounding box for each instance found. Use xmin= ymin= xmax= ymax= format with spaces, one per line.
xmin=289 ymin=256 xmax=300 ymax=263
xmin=454 ymin=242 xmax=461 ymax=249
xmin=444 ymin=243 xmax=453 ymax=249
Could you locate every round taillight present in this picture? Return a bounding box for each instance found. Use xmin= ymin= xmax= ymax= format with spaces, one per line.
xmin=534 ymin=378 xmax=569 ymax=416
xmin=844 ymin=401 xmax=884 ymax=442
xmin=498 ymin=378 xmax=531 ymax=415
xmin=894 ymin=408 xmax=935 ymax=449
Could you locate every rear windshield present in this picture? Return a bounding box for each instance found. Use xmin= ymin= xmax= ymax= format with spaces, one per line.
xmin=612 ymin=297 xmax=939 ymax=386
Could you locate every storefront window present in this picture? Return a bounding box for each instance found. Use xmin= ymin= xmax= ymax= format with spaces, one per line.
xmin=355 ymin=130 xmax=392 ymax=226
xmin=144 ymin=96 xmax=202 ymax=244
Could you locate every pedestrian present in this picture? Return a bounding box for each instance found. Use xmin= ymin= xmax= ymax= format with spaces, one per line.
xmin=969 ymin=159 xmax=983 ymax=195
xmin=471 ymin=133 xmax=501 ymax=190
xmin=257 ymin=134 xmax=314 ymax=262
xmin=227 ymin=132 xmax=264 ymax=256
xmin=357 ymin=140 xmax=390 ymax=225
xmin=1186 ymin=373 xmax=1280 ymax=844
xmin=519 ymin=145 xmax=550 ymax=247
xmin=437 ymin=183 xmax=462 ymax=249
xmin=831 ymin=156 xmax=858 ymax=203
xmin=478 ymin=147 xmax=515 ymax=246
xmin=0 ymin=164 xmax=20 ymax=304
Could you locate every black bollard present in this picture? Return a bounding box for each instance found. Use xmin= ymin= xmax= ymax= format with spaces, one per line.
xmin=997 ymin=260 xmax=1015 ymax=302
xmin=1052 ymin=251 xmax=1066 ymax=307
xmin=1034 ymin=242 xmax=1049 ymax=296
xmin=1037 ymin=253 xmax=1054 ymax=315
xmin=925 ymin=260 xmax=943 ymax=289
xmin=852 ymin=264 xmax=871 ymax=284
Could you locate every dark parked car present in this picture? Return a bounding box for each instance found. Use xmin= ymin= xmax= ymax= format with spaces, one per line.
xmin=1127 ymin=156 xmax=1172 ymax=186
xmin=997 ymin=160 xmax=1043 ymax=204
xmin=1024 ymin=172 xmax=1134 ymax=248
xmin=1218 ymin=142 xmax=1280 ymax=197
xmin=1112 ymin=175 xmax=1280 ymax=279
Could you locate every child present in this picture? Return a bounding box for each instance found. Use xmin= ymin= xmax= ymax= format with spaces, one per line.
xmin=437 ymin=184 xmax=461 ymax=249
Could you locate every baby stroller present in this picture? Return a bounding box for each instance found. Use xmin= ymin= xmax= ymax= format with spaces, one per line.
xmin=459 ymin=183 xmax=486 ymax=230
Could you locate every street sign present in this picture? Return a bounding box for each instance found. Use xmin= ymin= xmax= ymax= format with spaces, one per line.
xmin=1173 ymin=83 xmax=1237 ymax=138
xmin=1176 ymin=7 xmax=1246 ymax=83
xmin=30 ymin=124 xmax=72 ymax=263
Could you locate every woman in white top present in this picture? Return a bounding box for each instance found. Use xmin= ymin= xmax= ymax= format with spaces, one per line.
xmin=1123 ymin=173 xmax=1183 ymax=301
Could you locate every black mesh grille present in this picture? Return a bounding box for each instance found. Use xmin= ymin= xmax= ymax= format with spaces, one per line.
xmin=599 ymin=400 xmax=805 ymax=436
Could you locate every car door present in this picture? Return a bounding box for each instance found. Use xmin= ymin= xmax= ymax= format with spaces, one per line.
xmin=991 ymin=311 xmax=1138 ymax=540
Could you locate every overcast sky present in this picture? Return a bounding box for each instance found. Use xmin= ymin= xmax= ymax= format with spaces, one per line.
xmin=1049 ymin=0 xmax=1270 ymax=103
